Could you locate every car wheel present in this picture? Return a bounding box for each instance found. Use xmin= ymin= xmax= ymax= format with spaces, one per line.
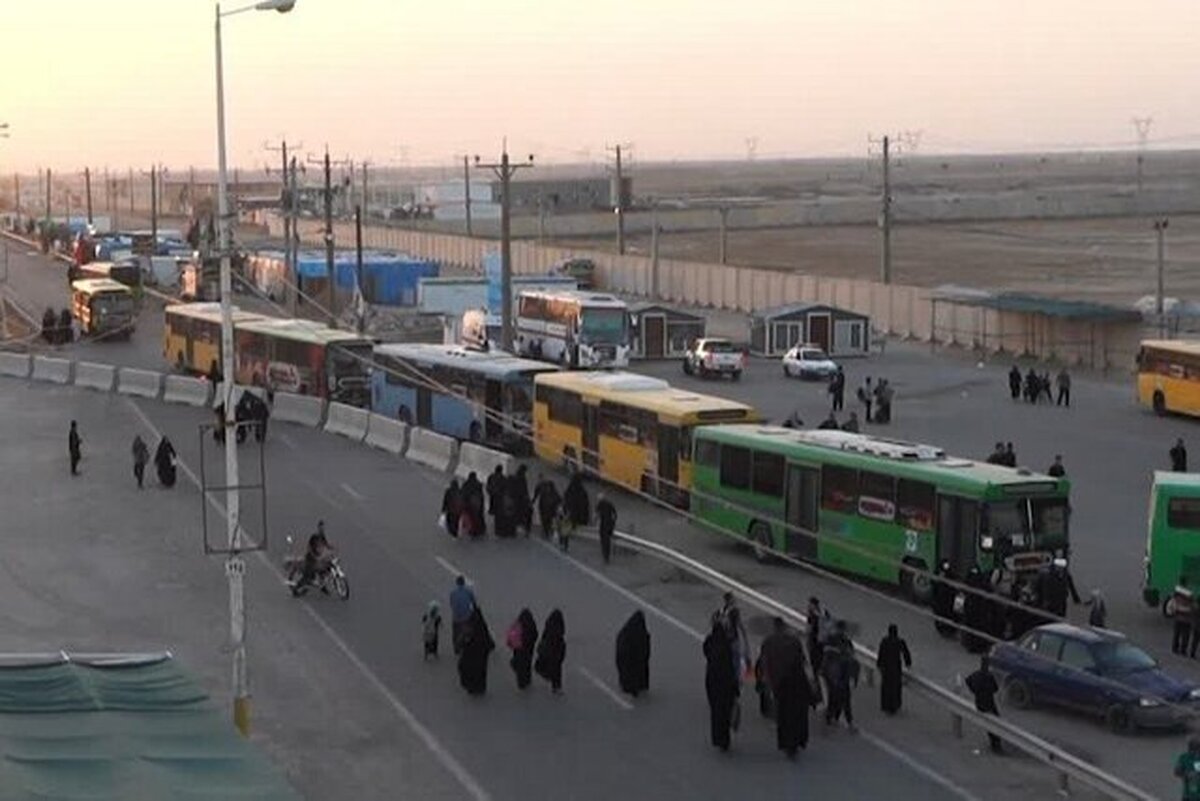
xmin=682 ymin=360 xmax=693 ymax=376
xmin=1105 ymin=704 xmax=1134 ymax=734
xmin=731 ymin=371 xmax=741 ymax=382
xmin=1004 ymin=677 xmax=1033 ymax=710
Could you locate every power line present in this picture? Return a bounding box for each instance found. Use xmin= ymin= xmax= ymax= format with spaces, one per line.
xmin=474 ymin=143 xmax=534 ymax=352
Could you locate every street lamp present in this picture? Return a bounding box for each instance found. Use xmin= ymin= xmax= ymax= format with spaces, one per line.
xmin=213 ymin=0 xmax=295 ymax=738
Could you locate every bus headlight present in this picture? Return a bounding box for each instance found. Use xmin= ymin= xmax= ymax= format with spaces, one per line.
xmin=1139 ymin=697 xmax=1163 ymax=708
xmin=980 ymin=535 xmax=995 ymax=551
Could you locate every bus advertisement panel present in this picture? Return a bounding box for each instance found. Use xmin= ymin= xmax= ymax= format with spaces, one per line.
xmin=690 ymin=426 xmax=1070 ymax=602
xmin=372 ymin=343 xmax=558 ymax=454
xmin=234 ymin=318 xmax=373 ymax=407
xmin=516 ymin=290 xmax=630 ymax=368
xmin=163 ymin=303 xmax=268 ymax=376
xmin=533 ymin=371 xmax=759 ymax=507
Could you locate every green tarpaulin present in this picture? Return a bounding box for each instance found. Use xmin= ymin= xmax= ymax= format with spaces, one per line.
xmin=0 ymin=656 xmax=299 ymax=800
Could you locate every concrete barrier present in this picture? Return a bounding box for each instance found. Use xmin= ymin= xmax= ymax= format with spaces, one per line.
xmin=0 ymin=351 xmax=31 ymax=378
xmin=455 ymin=442 xmax=514 ymax=480
xmin=74 ymin=361 xmax=116 ymax=392
xmin=31 ymin=355 xmax=72 ymax=384
xmin=324 ymin=402 xmax=369 ymax=442
xmin=163 ymin=375 xmax=212 ymax=407
xmin=407 ymin=427 xmax=459 ymax=473
xmin=117 ymin=368 xmax=163 ymax=399
xmin=272 ymin=392 xmax=325 ymax=428
xmin=364 ymin=413 xmax=408 ymax=455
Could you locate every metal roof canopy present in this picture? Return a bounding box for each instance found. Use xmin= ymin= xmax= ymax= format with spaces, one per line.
xmin=931 ymin=287 xmax=1141 ymax=323
xmin=751 ymin=302 xmax=869 ymax=321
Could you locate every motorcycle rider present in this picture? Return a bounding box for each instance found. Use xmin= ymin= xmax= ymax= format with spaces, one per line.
xmin=299 ymin=521 xmax=334 ymax=591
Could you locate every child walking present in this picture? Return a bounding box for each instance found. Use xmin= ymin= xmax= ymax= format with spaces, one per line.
xmin=422 ymin=601 xmax=442 ymax=659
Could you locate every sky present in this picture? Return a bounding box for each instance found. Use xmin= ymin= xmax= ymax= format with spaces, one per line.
xmin=2 ymin=0 xmax=1199 ymax=172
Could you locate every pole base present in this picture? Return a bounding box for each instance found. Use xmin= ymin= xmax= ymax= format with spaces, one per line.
xmin=234 ymin=696 xmax=251 ymax=736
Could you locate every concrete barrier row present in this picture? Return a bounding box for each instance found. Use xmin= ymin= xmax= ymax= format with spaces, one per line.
xmin=117 ymin=368 xmax=164 ymax=400
xmin=31 ymin=355 xmax=72 ymax=384
xmin=74 ymin=361 xmax=116 ymax=392
xmin=324 ymin=401 xmax=371 ymax=442
xmin=365 ymin=413 xmax=409 ymax=455
xmin=455 ymin=442 xmax=514 ymax=481
xmin=0 ymin=351 xmax=31 ymax=378
xmin=163 ymin=375 xmax=212 ymax=407
xmin=272 ymin=392 xmax=325 ymax=427
xmin=407 ymin=427 xmax=460 ymax=473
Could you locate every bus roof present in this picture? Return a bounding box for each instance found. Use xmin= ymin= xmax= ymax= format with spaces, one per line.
xmin=1140 ymin=339 xmax=1200 ymax=356
xmin=237 ymin=317 xmax=371 ymax=346
xmin=164 ymin=303 xmax=270 ymax=324
xmin=518 ymin=289 xmax=626 ymax=308
xmin=374 ymin=343 xmax=559 ymax=380
xmin=697 ymin=425 xmax=1066 ymax=494
xmin=535 ymin=370 xmax=759 ymax=420
xmin=71 ymin=278 xmax=130 ymax=294
xmin=1153 ymin=470 xmax=1200 ymax=493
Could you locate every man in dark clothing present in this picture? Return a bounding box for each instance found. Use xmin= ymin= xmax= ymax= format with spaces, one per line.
xmin=876 ymin=624 xmax=912 ymax=715
xmin=564 ymin=473 xmax=590 ymax=527
xmin=1047 ymin=455 xmax=1066 ymax=478
xmin=818 ymin=413 xmax=840 ymax=430
xmin=68 ymin=421 xmax=82 ymax=476
xmin=857 ymin=377 xmax=874 ymax=423
xmin=1055 ymin=368 xmax=1071 ymax=407
xmin=462 ymin=472 xmax=486 ymax=537
xmin=58 ymin=308 xmax=73 ymax=344
xmin=531 ymin=474 xmax=561 ymax=539
xmin=1024 ymin=368 xmax=1039 ymax=404
xmin=704 ymin=619 xmax=738 ymax=752
xmin=966 ymin=656 xmax=1003 ymax=754
xmin=1172 ymin=439 xmax=1189 ymax=473
xmin=932 ymin=560 xmax=958 ymax=637
xmin=486 ymin=466 xmax=506 ymax=535
xmin=1008 ymin=365 xmax=1022 ymax=400
xmin=1173 ymin=577 xmax=1194 ymax=656
xmin=805 ymin=596 xmax=830 ymax=674
xmin=821 ymin=622 xmax=859 ymax=730
xmin=131 ymin=435 xmax=149 ymax=489
xmin=596 ymin=493 xmax=617 ymax=564
xmin=1002 ymin=442 xmax=1017 ymax=468
xmin=759 ymin=617 xmax=814 ymax=757
xmin=985 ymin=442 xmax=1006 ymax=465
xmin=841 ymin=412 xmax=860 ymax=433
xmin=1040 ymin=559 xmax=1081 ymax=618
xmin=42 ymin=308 xmax=57 ymax=343
xmin=510 ymin=465 xmax=532 ymax=535
xmin=829 ymin=368 xmax=845 ymax=411
xmin=615 ymin=610 xmax=650 ymax=697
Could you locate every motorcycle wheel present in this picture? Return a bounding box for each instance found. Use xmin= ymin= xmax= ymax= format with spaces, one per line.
xmin=332 ymin=573 xmax=350 ymax=601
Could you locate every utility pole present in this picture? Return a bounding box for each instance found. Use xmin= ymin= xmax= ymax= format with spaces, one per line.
xmin=1132 ymin=117 xmax=1153 ymax=193
xmin=128 ymin=167 xmax=134 ymax=214
xmin=360 ymin=161 xmax=370 ymax=220
xmin=308 ymin=148 xmax=350 ymax=325
xmin=475 ymin=145 xmax=534 ymax=351
xmin=13 ymin=173 xmax=19 ymax=216
xmin=265 ymin=139 xmax=295 ymax=295
xmin=718 ymin=206 xmax=730 ymax=265
xmin=288 ymin=156 xmax=300 ymax=314
xmin=462 ymin=155 xmax=473 ymax=236
xmin=354 ymin=204 xmax=365 ymax=334
xmin=84 ymin=168 xmax=93 ymax=225
xmin=608 ymin=143 xmax=631 ymax=255
xmin=1155 ymin=218 xmax=1169 ymax=337
xmin=189 ymin=166 xmax=196 ymax=215
xmin=150 ymin=166 xmax=159 ymax=249
xmin=880 ymin=135 xmax=893 ymax=284
xmin=44 ymin=168 xmax=51 ymax=223
xmin=650 ymin=200 xmax=661 ymax=299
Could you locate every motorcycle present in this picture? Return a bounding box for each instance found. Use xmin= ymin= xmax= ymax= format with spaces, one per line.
xmin=284 ymin=535 xmax=350 ymax=600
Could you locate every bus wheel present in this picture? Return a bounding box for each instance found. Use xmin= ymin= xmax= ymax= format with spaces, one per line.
xmin=900 ymin=558 xmax=933 ymax=604
xmin=1153 ymin=392 xmax=1166 ymax=416
xmin=468 ymin=421 xmax=482 ymax=442
xmin=749 ymin=522 xmax=773 ymax=563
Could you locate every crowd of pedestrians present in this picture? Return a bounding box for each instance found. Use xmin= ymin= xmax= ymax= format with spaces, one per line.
xmin=1008 ymin=365 xmax=1070 ymax=407
xmin=63 ymin=421 xmax=178 ymax=488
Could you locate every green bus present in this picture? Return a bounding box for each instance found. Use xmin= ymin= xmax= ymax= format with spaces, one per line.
xmin=1142 ymin=471 xmax=1200 ymax=613
xmin=691 ymin=425 xmax=1071 ymax=601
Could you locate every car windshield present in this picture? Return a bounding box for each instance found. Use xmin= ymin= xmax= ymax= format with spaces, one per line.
xmin=579 ymin=308 xmax=627 ymax=344
xmin=801 ymin=349 xmax=828 ymax=361
xmin=705 ymin=341 xmax=735 ymax=353
xmin=1093 ymin=641 xmax=1157 ymax=672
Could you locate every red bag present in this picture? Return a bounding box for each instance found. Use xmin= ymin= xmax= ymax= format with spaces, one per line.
xmin=506 ymin=621 xmax=523 ymax=651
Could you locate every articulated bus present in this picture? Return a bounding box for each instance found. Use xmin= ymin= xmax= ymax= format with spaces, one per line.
xmin=1136 ymin=339 xmax=1200 ymax=417
xmin=372 ymin=344 xmax=559 ymax=454
xmin=533 ymin=371 xmax=759 ymax=507
xmin=163 ymin=303 xmax=373 ymax=407
xmin=690 ymin=426 xmax=1071 ymax=601
xmin=516 ymin=290 xmax=630 ymax=368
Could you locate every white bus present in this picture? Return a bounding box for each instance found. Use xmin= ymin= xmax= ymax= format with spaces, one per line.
xmin=515 ymin=290 xmax=630 ymax=368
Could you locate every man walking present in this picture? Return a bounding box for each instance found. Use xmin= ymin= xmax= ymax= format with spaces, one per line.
xmin=449 ymin=575 xmax=477 ymax=657
xmin=1003 ymin=442 xmax=1017 ymax=468
xmin=596 ymin=493 xmax=617 ymax=565
xmin=965 ymin=656 xmax=1003 ymax=754
xmin=857 ymin=377 xmax=874 ymax=423
xmin=1055 ymin=368 xmax=1071 ymax=407
xmin=68 ymin=421 xmax=82 ymax=476
xmin=131 ymin=435 xmax=150 ymax=489
xmin=1172 ymin=439 xmax=1189 ymax=473
xmin=1047 ymin=455 xmax=1066 ymax=478
xmin=1008 ymin=365 xmax=1022 ymax=401
xmin=1174 ymin=737 xmax=1200 ymax=801
xmin=1173 ymin=576 xmax=1194 ymax=656
xmin=829 ymin=368 xmax=845 ymax=412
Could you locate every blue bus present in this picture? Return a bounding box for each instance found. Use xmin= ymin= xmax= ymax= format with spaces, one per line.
xmin=371 ymin=343 xmax=560 ymax=454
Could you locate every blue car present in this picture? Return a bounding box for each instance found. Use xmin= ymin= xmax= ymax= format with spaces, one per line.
xmin=989 ymin=622 xmax=1200 ymax=732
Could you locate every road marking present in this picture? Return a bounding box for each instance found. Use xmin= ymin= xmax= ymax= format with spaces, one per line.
xmin=124 ymin=398 xmax=493 ymax=801
xmin=278 ymin=433 xmax=298 ymax=450
xmin=341 ymin=482 xmax=365 ymax=502
xmin=861 ymin=730 xmax=984 ymax=801
xmin=577 ymin=666 xmax=633 ymax=711
xmin=535 ymin=540 xmax=704 ymax=641
xmin=435 ymin=555 xmax=465 ymax=579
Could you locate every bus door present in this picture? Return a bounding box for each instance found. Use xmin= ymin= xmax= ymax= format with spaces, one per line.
xmin=582 ymin=404 xmax=599 ymax=472
xmin=484 ymin=379 xmax=503 ymax=440
xmin=657 ymin=424 xmax=679 ymax=487
xmin=417 ymin=387 xmax=432 ymax=428
xmin=784 ymin=464 xmax=820 ymax=560
xmin=937 ymin=495 xmax=979 ymax=576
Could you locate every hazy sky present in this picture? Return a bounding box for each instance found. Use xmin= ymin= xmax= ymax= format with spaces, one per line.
xmin=2 ymin=0 xmax=1198 ymax=171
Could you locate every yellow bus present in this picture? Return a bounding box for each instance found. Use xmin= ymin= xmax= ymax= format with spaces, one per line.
xmin=70 ymin=278 xmax=135 ymax=339
xmin=1136 ymin=340 xmax=1200 ymax=417
xmin=533 ymin=371 xmax=760 ymax=508
xmin=163 ymin=303 xmax=269 ymax=377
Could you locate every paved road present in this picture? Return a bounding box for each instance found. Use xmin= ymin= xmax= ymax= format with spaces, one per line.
xmin=0 ymin=242 xmax=1180 ymax=797
xmin=1 ymin=377 xmax=1044 ymax=801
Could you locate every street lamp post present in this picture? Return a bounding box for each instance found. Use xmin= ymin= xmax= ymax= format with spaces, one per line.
xmin=213 ymin=0 xmax=295 ymax=737
xmin=1154 ymin=218 xmax=1169 ymax=338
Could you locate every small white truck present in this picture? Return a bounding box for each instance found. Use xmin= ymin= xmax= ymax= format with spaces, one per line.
xmin=682 ymin=337 xmax=745 ymax=380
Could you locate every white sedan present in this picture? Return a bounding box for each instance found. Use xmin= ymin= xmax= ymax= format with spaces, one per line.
xmin=782 ymin=346 xmax=839 ymax=380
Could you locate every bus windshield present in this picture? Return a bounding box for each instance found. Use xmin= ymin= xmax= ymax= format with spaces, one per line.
xmin=579 ymin=308 xmax=627 ymax=344
xmin=985 ymin=497 xmax=1069 ymax=548
xmin=93 ymin=293 xmax=133 ymax=314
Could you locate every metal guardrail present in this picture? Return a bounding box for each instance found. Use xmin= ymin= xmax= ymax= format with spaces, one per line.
xmin=607 ymin=528 xmax=1158 ymax=801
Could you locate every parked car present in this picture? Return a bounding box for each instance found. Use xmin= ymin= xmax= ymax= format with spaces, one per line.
xmin=682 ymin=338 xmax=745 ymax=380
xmin=989 ymin=622 xmax=1200 ymax=732
xmin=781 ymin=345 xmax=839 ymax=380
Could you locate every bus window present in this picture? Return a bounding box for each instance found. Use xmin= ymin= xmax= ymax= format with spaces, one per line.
xmin=751 ymin=451 xmax=785 ymax=498
xmin=896 ymin=479 xmax=935 ymax=531
xmin=543 ymin=386 xmax=582 ymax=426
xmin=984 ymin=500 xmax=1030 ymax=545
xmin=1167 ymin=498 xmax=1200 ymax=529
xmin=579 ymin=308 xmax=627 ymax=344
xmin=821 ymin=465 xmax=858 ymax=513
xmin=719 ymin=445 xmax=751 ymax=490
xmin=694 ymin=436 xmax=719 ymax=468
xmin=503 ymin=379 xmax=534 ymax=416
xmin=858 ymin=471 xmax=896 ymax=522
xmin=1032 ymin=498 xmax=1070 ymax=539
